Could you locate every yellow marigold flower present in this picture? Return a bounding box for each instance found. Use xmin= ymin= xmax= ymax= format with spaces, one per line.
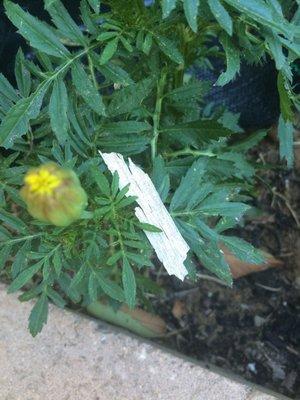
xmin=20 ymin=163 xmax=87 ymax=227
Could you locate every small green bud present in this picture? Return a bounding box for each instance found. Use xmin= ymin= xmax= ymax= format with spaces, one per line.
xmin=20 ymin=163 xmax=87 ymax=227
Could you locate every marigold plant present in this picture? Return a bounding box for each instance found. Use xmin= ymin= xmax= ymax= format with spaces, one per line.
xmin=0 ymin=0 xmax=298 ymax=335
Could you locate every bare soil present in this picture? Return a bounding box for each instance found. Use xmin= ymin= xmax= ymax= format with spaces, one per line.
xmin=153 ymin=135 xmax=300 ymax=399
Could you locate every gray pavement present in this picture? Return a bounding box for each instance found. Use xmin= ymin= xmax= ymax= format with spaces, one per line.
xmin=0 ymin=284 xmax=283 ymax=400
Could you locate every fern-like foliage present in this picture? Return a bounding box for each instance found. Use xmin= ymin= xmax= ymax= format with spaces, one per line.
xmin=0 ymin=0 xmax=298 ymax=334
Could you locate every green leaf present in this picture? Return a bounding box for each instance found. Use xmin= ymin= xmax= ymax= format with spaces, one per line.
xmin=265 ymin=31 xmax=286 ymax=70
xmin=152 ymin=156 xmax=170 ymax=202
xmin=14 ymin=49 xmax=31 ymax=98
xmin=207 ymin=0 xmax=233 ymax=36
xmin=122 ymin=257 xmax=136 ymax=309
xmin=142 ymin=32 xmax=153 ymax=55
xmin=71 ymin=62 xmax=106 ymax=116
xmin=111 ymin=171 xmax=119 ymax=197
xmin=115 ymin=184 xmax=130 ymax=203
xmin=91 ymin=167 xmax=111 ymax=196
xmin=0 ymin=208 xmax=27 ymax=233
xmin=136 ymin=30 xmax=144 ymax=51
xmin=223 ymin=0 xmax=294 ymax=39
xmin=8 ymin=260 xmax=44 ymax=293
xmin=99 ymin=38 xmax=119 ymax=65
xmin=45 ymin=0 xmax=87 ymax=46
xmin=184 ymin=257 xmax=197 ymax=281
xmin=278 ymin=114 xmax=294 ymax=168
xmin=98 ymin=135 xmax=150 ymax=155
xmin=88 ymin=0 xmax=100 ymax=13
xmin=0 ymin=95 xmax=11 ymax=117
xmin=70 ymin=264 xmax=87 ymax=288
xmin=123 ymin=240 xmax=149 ymax=250
xmin=0 ymin=97 xmax=30 ymax=148
xmin=183 ymin=0 xmax=200 ymax=33
xmin=165 ymin=81 xmax=211 ymax=103
xmin=115 ymin=196 xmax=137 ymax=209
xmin=0 ymin=224 xmax=11 ymax=239
xmin=97 ymin=32 xmax=118 ymax=41
xmin=163 ymin=119 xmax=232 ymax=147
xmin=198 ymin=202 xmax=250 ymax=218
xmin=216 ymin=34 xmax=240 ymax=86
xmin=155 ymin=35 xmax=184 ymax=64
xmin=58 ymin=273 xmax=81 ymax=303
xmin=107 ymin=250 xmax=123 ymax=266
xmin=88 ymin=272 xmax=98 ymax=302
xmin=101 ymin=121 xmax=151 ymax=134
xmin=178 ymin=220 xmax=232 ymax=285
xmin=218 ymin=110 xmax=243 ymax=133
xmin=108 ymin=77 xmax=154 ymax=116
xmin=0 ymin=246 xmax=12 ymax=271
xmin=217 ymin=152 xmax=255 ymax=179
xmin=18 ymin=284 xmax=43 ymax=302
xmin=47 ymin=287 xmax=66 ymax=308
xmin=120 ymin=36 xmax=133 ymax=53
xmin=196 ymin=241 xmax=232 ymax=285
xmin=170 ymin=158 xmax=208 ymax=211
xmin=277 ymin=72 xmax=293 ymax=122
xmin=96 ymin=62 xmax=133 ymax=85
xmin=162 ymin=0 xmax=177 ymax=18
xmin=49 ymin=78 xmax=69 ymax=145
xmin=53 ymin=248 xmax=63 ymax=276
xmin=0 ymin=73 xmax=19 ymax=103
xmin=4 ymin=0 xmax=69 ymax=58
xmin=80 ymin=0 xmax=97 ymax=34
xmin=28 ymin=292 xmax=49 ymax=337
xmin=136 ymin=222 xmax=162 ymax=233
xmin=96 ymin=270 xmax=124 ymax=302
xmin=11 ymin=241 xmax=29 ymax=279
xmin=126 ymin=252 xmax=154 ymax=268
xmin=221 ymin=236 xmax=265 ymax=264
xmin=0 ymin=81 xmax=50 ymax=149
xmin=185 ymin=183 xmax=213 ymax=211
xmin=266 ymin=0 xmax=283 ymax=16
xmin=229 ymin=130 xmax=267 ymax=152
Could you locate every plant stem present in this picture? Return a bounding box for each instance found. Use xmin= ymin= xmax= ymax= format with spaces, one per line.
xmin=87 ymin=52 xmax=98 ymax=89
xmin=164 ymin=148 xmax=216 ymax=158
xmin=1 ymin=233 xmax=44 ymax=246
xmin=151 ymin=71 xmax=167 ymax=161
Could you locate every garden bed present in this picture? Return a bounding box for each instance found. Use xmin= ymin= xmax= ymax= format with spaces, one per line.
xmin=152 ymin=136 xmax=300 ymax=399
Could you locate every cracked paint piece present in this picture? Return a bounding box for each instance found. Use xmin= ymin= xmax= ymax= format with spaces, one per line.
xmin=99 ymin=151 xmax=189 ymax=280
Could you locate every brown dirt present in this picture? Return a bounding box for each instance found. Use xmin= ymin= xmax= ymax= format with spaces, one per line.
xmin=152 ymin=134 xmax=300 ymax=399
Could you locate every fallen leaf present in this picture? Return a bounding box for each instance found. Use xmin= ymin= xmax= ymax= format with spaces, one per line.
xmin=223 ymin=247 xmax=283 ymax=279
xmin=121 ymin=304 xmax=167 ymax=335
xmin=172 ymin=300 xmax=188 ymax=319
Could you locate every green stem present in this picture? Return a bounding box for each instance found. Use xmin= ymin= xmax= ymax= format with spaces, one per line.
xmin=49 ymin=43 xmax=100 ymax=84
xmin=164 ymin=148 xmax=216 ymax=158
xmin=151 ymin=71 xmax=167 ymax=161
xmin=87 ymin=301 xmax=165 ymax=338
xmin=29 ymin=43 xmax=100 ymax=107
xmin=111 ymin=201 xmax=125 ymax=255
xmin=0 ymin=234 xmax=44 ymax=247
xmin=109 ymin=200 xmax=125 ymax=278
xmin=87 ymin=52 xmax=98 ymax=89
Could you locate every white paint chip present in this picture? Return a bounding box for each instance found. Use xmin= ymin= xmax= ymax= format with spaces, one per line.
xmin=99 ymin=151 xmax=189 ymax=280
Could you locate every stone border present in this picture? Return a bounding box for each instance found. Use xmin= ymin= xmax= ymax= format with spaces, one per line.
xmin=0 ymin=284 xmax=289 ymax=400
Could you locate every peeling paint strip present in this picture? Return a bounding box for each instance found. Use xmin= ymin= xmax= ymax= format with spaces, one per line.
xmin=99 ymin=151 xmax=189 ymax=280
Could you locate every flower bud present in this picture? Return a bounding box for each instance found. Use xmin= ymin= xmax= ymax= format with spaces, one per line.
xmin=20 ymin=163 xmax=87 ymax=227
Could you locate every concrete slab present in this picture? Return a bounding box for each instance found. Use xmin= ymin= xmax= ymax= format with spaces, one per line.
xmin=247 ymin=391 xmax=282 ymax=400
xmin=0 ymin=284 xmax=283 ymax=400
